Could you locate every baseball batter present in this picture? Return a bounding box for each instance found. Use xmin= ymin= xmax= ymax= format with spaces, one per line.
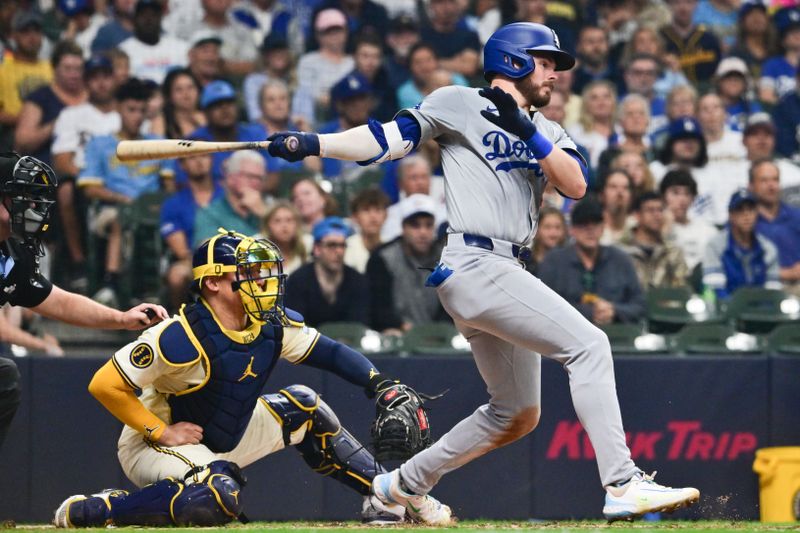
xmin=267 ymin=22 xmax=700 ymax=524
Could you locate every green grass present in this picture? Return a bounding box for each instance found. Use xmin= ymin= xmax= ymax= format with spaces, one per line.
xmin=5 ymin=521 xmax=799 ymax=533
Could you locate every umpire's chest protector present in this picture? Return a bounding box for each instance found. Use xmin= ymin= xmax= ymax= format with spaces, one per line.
xmin=166 ymin=301 xmax=282 ymax=453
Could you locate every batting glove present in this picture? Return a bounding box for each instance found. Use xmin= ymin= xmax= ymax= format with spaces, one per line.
xmin=267 ymin=131 xmax=320 ymax=162
xmin=479 ymin=86 xmax=553 ymax=159
xmin=479 ymin=86 xmax=537 ymax=141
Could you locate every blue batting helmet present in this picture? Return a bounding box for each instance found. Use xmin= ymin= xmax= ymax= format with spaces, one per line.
xmin=483 ymin=22 xmax=575 ymax=82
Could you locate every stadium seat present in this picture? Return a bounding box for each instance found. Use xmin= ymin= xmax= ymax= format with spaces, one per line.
xmin=645 ymin=286 xmax=714 ymax=334
xmin=600 ymin=323 xmax=667 ymax=355
xmin=670 ymin=323 xmax=765 ymax=355
xmin=722 ymin=287 xmax=800 ymax=334
xmin=766 ymin=323 xmax=800 ymax=355
xmin=402 ymin=322 xmax=467 ymax=355
xmin=317 ymin=322 xmax=369 ymax=347
xmin=318 ymin=322 xmax=405 ymax=355
xmin=119 ymin=191 xmax=169 ymax=305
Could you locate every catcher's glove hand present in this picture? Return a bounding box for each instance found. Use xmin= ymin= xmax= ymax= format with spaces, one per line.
xmin=367 ymin=374 xmax=445 ymax=462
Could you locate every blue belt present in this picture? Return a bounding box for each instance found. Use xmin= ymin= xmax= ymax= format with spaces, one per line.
xmin=462 ymin=233 xmax=532 ymax=261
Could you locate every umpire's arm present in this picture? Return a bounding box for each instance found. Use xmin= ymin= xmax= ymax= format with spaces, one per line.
xmin=33 ymin=285 xmax=168 ymax=330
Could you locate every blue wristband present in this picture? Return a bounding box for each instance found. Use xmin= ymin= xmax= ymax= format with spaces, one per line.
xmin=525 ymin=130 xmax=554 ymax=160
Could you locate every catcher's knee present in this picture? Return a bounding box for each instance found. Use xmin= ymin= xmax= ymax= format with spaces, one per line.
xmin=264 ymin=386 xmax=378 ymax=495
xmin=261 ymin=384 xmax=337 ymax=445
xmin=173 ymin=461 xmax=245 ymax=526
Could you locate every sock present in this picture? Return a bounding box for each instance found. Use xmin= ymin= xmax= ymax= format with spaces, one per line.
xmin=398 ymin=472 xmax=417 ymax=495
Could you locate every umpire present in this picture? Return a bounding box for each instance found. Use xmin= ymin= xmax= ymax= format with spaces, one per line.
xmin=0 ymin=152 xmax=168 ymax=449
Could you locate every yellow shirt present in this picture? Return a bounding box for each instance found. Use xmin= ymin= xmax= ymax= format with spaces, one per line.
xmin=0 ymin=55 xmax=53 ymax=117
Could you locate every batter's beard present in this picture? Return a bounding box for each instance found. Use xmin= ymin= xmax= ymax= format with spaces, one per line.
xmin=516 ymin=78 xmax=553 ymax=109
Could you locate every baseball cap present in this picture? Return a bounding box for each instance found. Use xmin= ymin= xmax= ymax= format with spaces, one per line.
xmin=260 ymin=33 xmax=289 ymax=53
xmin=12 ymin=10 xmax=44 ymax=31
xmin=667 ymin=116 xmax=704 ymax=141
xmin=190 ymin=30 xmax=223 ymax=49
xmin=729 ymin=188 xmax=757 ymax=211
xmin=135 ymin=0 xmax=163 ymax=14
xmin=58 ymin=0 xmax=93 ymax=16
xmin=570 ymin=196 xmax=604 ymax=226
xmin=399 ymin=194 xmax=436 ymax=223
xmin=315 ymin=8 xmax=347 ymax=32
xmin=715 ymin=57 xmax=748 ymax=79
xmin=743 ymin=112 xmax=776 ymax=136
xmin=389 ymin=14 xmax=418 ymax=33
xmin=200 ymin=80 xmax=237 ymax=109
xmin=774 ymin=7 xmax=800 ymax=37
xmin=84 ymin=54 xmax=113 ymax=77
xmin=312 ymin=216 xmax=353 ymax=242
xmin=739 ymin=0 xmax=767 ymax=19
xmin=331 ymin=73 xmax=373 ymax=103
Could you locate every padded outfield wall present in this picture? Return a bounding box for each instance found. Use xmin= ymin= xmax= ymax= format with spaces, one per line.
xmin=1 ymin=354 xmax=798 ymax=522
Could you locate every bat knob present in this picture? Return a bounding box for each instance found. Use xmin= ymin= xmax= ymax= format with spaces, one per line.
xmin=286 ymin=136 xmax=300 ymax=152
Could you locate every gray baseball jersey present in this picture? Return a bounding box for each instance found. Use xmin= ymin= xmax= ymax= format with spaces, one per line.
xmin=394 ymin=85 xmax=639 ymax=496
xmin=401 ymin=85 xmax=579 ymax=245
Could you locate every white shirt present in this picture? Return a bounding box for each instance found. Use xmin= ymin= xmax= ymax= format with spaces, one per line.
xmin=666 ymin=216 xmax=719 ymax=270
xmin=697 ymin=130 xmax=748 ymax=225
xmin=52 ymin=103 xmax=120 ymax=170
xmin=344 ymin=233 xmax=372 ymax=274
xmin=120 ymin=36 xmax=189 ymax=84
xmin=566 ymin=123 xmax=608 ymax=170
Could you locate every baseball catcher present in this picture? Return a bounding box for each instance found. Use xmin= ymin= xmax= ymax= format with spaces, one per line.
xmin=53 ymin=230 xmax=442 ymax=527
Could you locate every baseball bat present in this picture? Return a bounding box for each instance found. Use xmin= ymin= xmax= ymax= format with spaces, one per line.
xmin=116 ymin=139 xmax=273 ymax=162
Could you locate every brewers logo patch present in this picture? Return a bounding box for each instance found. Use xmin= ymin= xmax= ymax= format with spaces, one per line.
xmin=130 ymin=343 xmax=154 ymax=368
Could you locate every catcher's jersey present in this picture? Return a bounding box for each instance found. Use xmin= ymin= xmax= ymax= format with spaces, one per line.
xmin=111 ymin=312 xmax=320 ymax=425
xmin=402 ymin=85 xmax=578 ymax=246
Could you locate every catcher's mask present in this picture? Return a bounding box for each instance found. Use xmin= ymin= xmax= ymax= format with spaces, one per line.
xmin=192 ymin=229 xmax=287 ymax=324
xmin=0 ymin=153 xmax=57 ymax=253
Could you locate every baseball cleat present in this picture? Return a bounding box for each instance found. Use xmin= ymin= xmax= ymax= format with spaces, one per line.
xmin=53 ymin=489 xmax=128 ymax=528
xmin=372 ymin=470 xmax=453 ymax=526
xmin=361 ymin=494 xmax=405 ymax=524
xmin=603 ymin=471 xmax=700 ymax=522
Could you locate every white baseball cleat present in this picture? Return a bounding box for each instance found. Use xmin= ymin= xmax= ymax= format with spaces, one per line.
xmin=361 ymin=494 xmax=405 ymax=524
xmin=53 ymin=494 xmax=87 ymax=528
xmin=371 ymin=470 xmax=453 ymax=526
xmin=603 ymin=471 xmax=700 ymax=522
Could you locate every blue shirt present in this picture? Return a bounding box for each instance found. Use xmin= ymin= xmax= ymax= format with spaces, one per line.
xmin=179 ymin=123 xmax=270 ymax=184
xmin=91 ymin=19 xmax=133 ymax=52
xmin=693 ymin=0 xmax=738 ymax=49
xmin=756 ymin=203 xmax=800 ymax=267
xmin=761 ymin=56 xmax=797 ymax=100
xmin=79 ymin=134 xmax=170 ymax=199
xmin=726 ymin=99 xmax=762 ymax=132
xmin=160 ymin=183 xmax=224 ymax=248
xmin=396 ymin=73 xmax=469 ymax=110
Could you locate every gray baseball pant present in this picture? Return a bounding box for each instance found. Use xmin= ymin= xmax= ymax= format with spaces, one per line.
xmin=399 ymin=234 xmax=639 ymax=494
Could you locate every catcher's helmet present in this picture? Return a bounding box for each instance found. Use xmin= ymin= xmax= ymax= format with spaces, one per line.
xmin=483 ymin=22 xmax=575 ymax=81
xmin=192 ymin=229 xmax=287 ymax=324
xmin=0 ymin=152 xmax=57 ymax=251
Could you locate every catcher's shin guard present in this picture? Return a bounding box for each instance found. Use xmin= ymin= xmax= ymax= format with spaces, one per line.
xmin=57 ymin=461 xmax=245 ymax=527
xmin=263 ymin=384 xmax=385 ymax=495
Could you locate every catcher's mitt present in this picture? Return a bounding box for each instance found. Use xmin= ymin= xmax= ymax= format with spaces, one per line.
xmin=369 ymin=377 xmax=445 ymax=462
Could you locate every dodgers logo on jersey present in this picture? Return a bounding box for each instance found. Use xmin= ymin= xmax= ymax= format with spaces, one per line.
xmin=130 ymin=343 xmax=154 ymax=368
xmin=482 ymin=130 xmax=544 ymax=175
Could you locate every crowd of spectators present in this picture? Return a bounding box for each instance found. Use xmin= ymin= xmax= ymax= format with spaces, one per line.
xmin=2 ymin=0 xmax=800 ymax=354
